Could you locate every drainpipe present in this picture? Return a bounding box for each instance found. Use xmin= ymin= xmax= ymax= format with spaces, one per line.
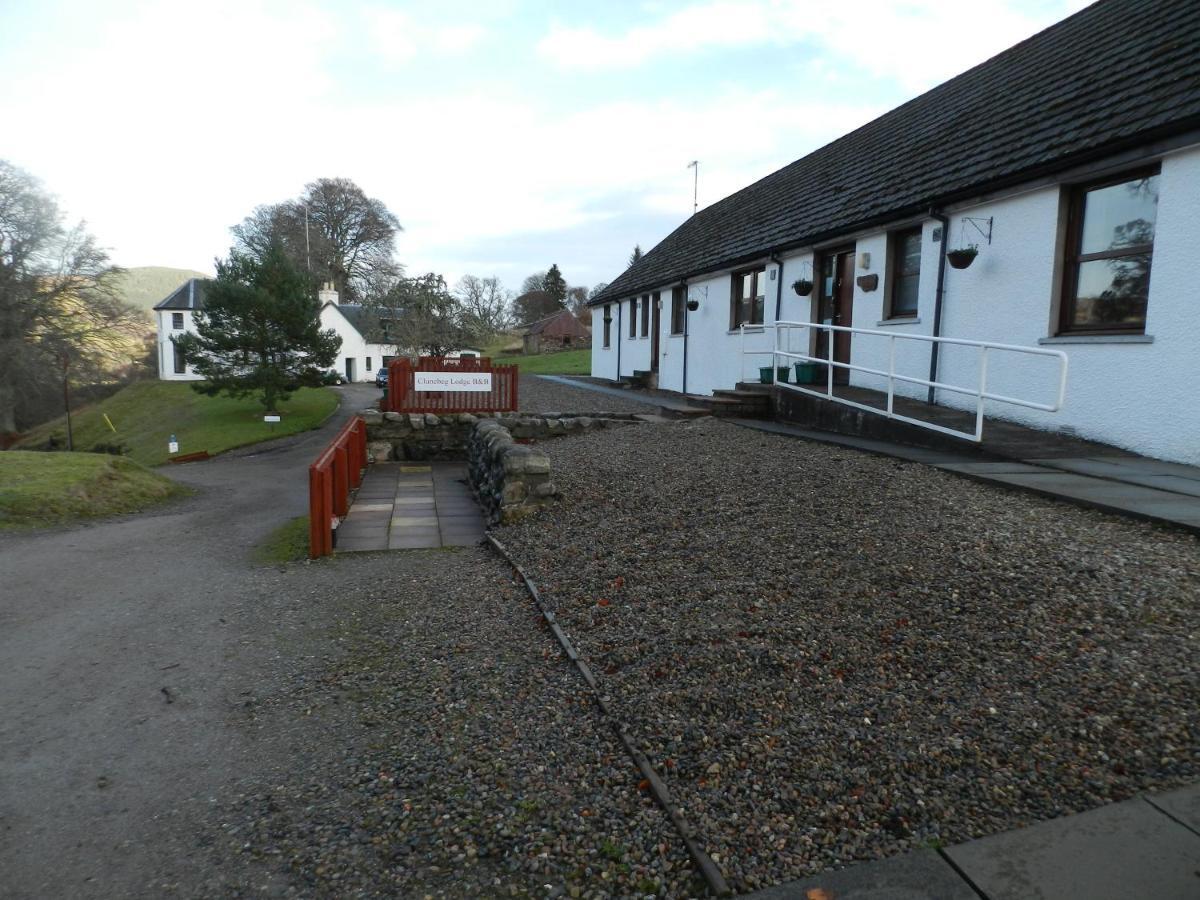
xmin=927 ymin=209 xmax=950 ymax=405
xmin=681 ymin=280 xmax=690 ymax=396
xmin=771 ymin=252 xmax=784 ymax=322
xmin=616 ymin=302 xmax=623 ymax=380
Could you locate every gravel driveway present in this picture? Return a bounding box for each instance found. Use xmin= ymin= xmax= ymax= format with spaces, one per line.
xmin=519 ymin=376 xmax=655 ymax=416
xmin=199 ymin=550 xmax=699 ymax=898
xmin=496 ymin=417 xmax=1200 ymax=893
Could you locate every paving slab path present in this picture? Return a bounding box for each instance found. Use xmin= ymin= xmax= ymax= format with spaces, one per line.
xmin=335 ymin=461 xmax=485 ymax=552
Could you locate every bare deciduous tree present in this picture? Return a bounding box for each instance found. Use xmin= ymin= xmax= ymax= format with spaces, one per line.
xmin=232 ymin=177 xmax=402 ymax=304
xmin=455 ymin=275 xmax=512 ymax=338
xmin=0 ymin=160 xmax=141 ymax=433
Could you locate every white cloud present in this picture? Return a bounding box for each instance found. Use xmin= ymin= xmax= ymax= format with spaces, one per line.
xmin=363 ymin=7 xmax=487 ymax=66
xmin=539 ymin=0 xmax=1092 ymax=90
xmin=539 ymin=1 xmax=772 ymax=68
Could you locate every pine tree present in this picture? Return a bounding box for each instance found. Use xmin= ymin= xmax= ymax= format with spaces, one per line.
xmin=629 ymin=245 xmax=643 ymax=267
xmin=173 ymin=245 xmax=341 ymax=412
xmin=542 ymin=263 xmax=568 ymax=305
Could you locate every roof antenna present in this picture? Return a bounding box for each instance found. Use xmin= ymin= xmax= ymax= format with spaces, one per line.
xmin=687 ymin=160 xmax=699 ymax=215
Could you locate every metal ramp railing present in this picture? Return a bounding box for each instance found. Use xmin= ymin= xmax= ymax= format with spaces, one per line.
xmin=739 ymin=321 xmax=1069 ymax=443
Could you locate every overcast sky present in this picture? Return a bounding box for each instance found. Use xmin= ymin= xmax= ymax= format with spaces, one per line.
xmin=1 ymin=0 xmax=1090 ymax=294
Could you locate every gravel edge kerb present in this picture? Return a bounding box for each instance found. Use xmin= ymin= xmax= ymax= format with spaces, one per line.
xmin=486 ymin=532 xmax=733 ymax=897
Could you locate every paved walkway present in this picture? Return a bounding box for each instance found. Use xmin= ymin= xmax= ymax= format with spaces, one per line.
xmin=334 ymin=462 xmax=486 ymax=552
xmin=748 ymin=783 xmax=1200 ymax=899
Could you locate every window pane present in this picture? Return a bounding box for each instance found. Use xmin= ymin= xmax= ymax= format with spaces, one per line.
xmin=893 ymin=274 xmax=919 ymax=316
xmin=741 ymin=274 xmax=754 ymax=300
xmin=898 ymin=230 xmax=922 ymax=277
xmin=1070 ymin=255 xmax=1151 ymax=328
xmin=1080 ymin=175 xmax=1158 ymax=254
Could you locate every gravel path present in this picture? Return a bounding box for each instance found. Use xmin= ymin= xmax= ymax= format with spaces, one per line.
xmin=519 ymin=376 xmax=655 ymax=416
xmin=496 ymin=417 xmax=1200 ymax=894
xmin=199 ymin=549 xmax=699 ymax=898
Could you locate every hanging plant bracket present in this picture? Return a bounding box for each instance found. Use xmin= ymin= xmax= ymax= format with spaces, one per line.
xmin=962 ymin=216 xmax=993 ymax=245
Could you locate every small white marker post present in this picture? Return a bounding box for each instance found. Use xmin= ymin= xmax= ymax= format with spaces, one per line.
xmin=168 ymin=433 xmax=179 ymax=455
xmin=264 ymin=413 xmax=281 ymax=433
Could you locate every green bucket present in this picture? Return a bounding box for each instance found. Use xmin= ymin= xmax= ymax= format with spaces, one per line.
xmin=759 ymin=366 xmax=774 ymax=384
xmin=794 ymin=362 xmax=820 ymax=384
xmin=776 ymin=366 xmax=791 ymax=384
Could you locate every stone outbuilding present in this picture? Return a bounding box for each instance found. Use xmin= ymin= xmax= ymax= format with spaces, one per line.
xmin=521 ymin=309 xmax=590 ymax=354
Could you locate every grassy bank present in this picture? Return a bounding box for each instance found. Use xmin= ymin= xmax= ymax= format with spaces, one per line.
xmin=17 ymin=381 xmax=339 ymax=467
xmin=254 ymin=516 xmax=311 ymax=564
xmin=493 ymin=348 xmax=591 ymax=375
xmin=0 ymin=451 xmax=188 ymax=531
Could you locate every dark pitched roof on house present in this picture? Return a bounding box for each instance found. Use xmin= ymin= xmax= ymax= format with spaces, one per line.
xmin=331 ymin=303 xmax=369 ymax=333
xmin=153 ymin=278 xmax=210 ymax=311
xmin=593 ymin=0 xmax=1200 ymax=304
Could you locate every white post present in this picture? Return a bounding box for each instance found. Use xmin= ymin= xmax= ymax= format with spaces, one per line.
xmin=976 ymin=346 xmax=989 ymax=440
xmin=887 ymin=335 xmax=896 ymax=416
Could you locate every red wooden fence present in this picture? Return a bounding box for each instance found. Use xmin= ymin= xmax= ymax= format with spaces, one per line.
xmin=308 ymin=415 xmax=368 ymax=558
xmin=383 ymin=356 xmax=519 ymax=414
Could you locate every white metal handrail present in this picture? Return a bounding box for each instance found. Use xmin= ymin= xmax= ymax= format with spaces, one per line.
xmin=739 ymin=321 xmax=1069 ymax=442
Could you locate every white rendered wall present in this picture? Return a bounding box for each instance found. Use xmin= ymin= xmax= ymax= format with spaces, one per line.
xmin=156 ymin=310 xmax=202 ymax=381
xmin=319 ymin=306 xmax=396 ymax=382
xmin=592 ymin=147 xmax=1199 ymax=463
xmin=590 ymin=305 xmax=618 ymax=380
xmin=927 ymin=146 xmax=1200 ymax=464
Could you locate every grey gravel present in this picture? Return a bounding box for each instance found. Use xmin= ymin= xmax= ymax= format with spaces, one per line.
xmin=496 ymin=417 xmax=1200 ymax=894
xmin=519 ymin=376 xmax=655 ymax=416
xmin=197 ymin=549 xmax=700 ymax=898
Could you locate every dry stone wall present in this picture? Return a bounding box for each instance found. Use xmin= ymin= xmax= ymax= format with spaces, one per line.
xmin=361 ymin=409 xmax=643 ymax=524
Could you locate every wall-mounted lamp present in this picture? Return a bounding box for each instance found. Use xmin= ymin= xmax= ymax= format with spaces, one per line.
xmin=858 ymin=251 xmax=871 ymax=270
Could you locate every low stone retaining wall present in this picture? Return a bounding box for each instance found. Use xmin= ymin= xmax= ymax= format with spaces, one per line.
xmin=361 ymin=409 xmax=641 ymax=462
xmin=468 ymin=420 xmax=556 ymax=524
xmin=360 ymin=409 xmax=643 ymax=525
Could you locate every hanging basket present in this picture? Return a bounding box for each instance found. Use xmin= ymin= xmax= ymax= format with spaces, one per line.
xmin=792 ymin=278 xmax=814 ymax=296
xmin=946 ymin=247 xmax=978 ymax=270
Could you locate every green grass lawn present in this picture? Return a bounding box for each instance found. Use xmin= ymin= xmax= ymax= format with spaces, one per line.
xmin=16 ymin=381 xmax=340 ymax=467
xmin=253 ymin=515 xmax=311 ymax=564
xmin=491 ymin=348 xmax=591 ymax=375
xmin=0 ymin=451 xmax=188 ymax=531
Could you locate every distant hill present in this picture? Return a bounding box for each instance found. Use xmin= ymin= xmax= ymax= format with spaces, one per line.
xmin=115 ymin=266 xmax=210 ymax=320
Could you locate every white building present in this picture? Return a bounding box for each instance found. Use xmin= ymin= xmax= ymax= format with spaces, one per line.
xmin=590 ymin=0 xmax=1200 ymax=466
xmin=153 ymin=280 xmax=399 ymax=383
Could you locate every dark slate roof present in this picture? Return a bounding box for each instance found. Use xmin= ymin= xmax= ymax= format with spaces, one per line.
xmin=153 ymin=278 xmax=210 ymax=311
xmin=593 ymin=0 xmax=1200 ymax=304
xmin=331 ymin=303 xmax=369 ymax=333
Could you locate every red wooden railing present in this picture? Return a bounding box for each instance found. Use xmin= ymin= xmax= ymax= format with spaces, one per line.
xmin=384 ymin=356 xmax=519 ymax=414
xmin=308 ymin=415 xmax=368 ymax=558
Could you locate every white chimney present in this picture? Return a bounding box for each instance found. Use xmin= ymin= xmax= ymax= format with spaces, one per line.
xmin=318 ymin=281 xmax=339 ymax=305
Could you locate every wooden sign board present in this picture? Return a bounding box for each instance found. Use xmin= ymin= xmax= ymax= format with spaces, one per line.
xmin=414 ymin=371 xmax=493 ymax=392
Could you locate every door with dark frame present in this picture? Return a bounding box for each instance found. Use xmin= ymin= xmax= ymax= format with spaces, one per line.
xmin=815 ymin=249 xmax=855 ymax=385
xmin=650 ymin=294 xmax=661 ymax=373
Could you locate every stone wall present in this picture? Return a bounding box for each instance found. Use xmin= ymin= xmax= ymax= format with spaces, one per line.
xmin=362 ymin=409 xmax=642 ymax=462
xmin=468 ymin=420 xmax=556 ymax=524
xmin=361 ymin=409 xmax=643 ymax=525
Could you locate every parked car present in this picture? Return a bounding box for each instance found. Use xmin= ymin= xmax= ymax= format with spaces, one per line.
xmin=374 ymin=367 xmax=388 ymax=388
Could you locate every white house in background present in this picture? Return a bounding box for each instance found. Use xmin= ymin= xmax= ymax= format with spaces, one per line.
xmin=153 ymin=280 xmax=399 ymax=383
xmin=589 ymin=0 xmax=1200 ymax=466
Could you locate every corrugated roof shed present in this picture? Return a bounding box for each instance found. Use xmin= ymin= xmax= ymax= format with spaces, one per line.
xmin=593 ymin=0 xmax=1200 ymax=304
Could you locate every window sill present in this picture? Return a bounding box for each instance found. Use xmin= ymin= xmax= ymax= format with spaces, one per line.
xmin=728 ymin=326 xmax=765 ymax=334
xmin=1039 ymin=333 xmax=1154 ymax=345
xmin=876 ymin=317 xmax=921 ymax=327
